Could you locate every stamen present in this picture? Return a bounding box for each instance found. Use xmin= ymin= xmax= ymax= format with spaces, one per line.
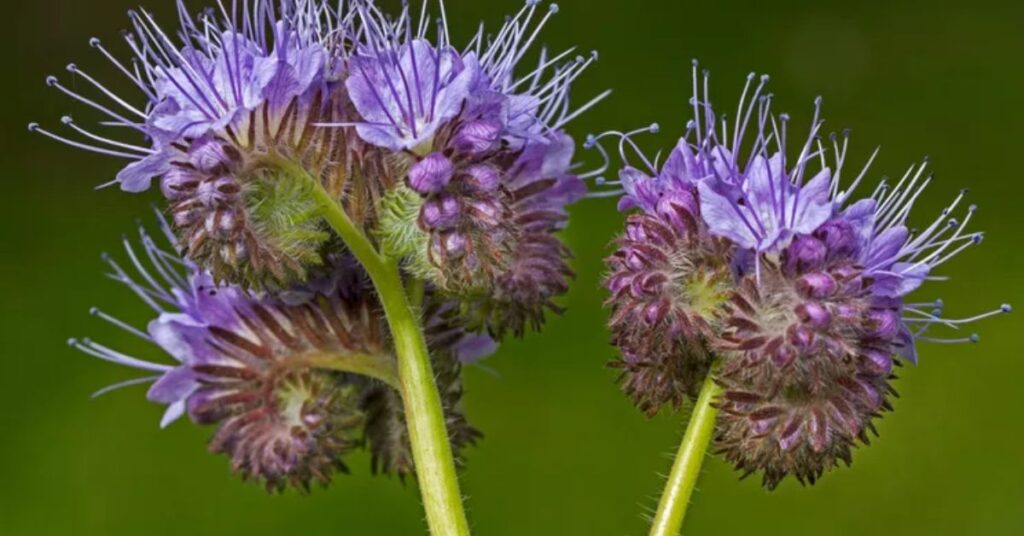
xmin=69 ymin=337 xmax=173 ymax=372
xmin=28 ymin=123 xmax=141 ymax=160
xmin=89 ymin=307 xmax=153 ymax=341
xmin=60 ymin=116 xmax=153 ymax=155
xmin=91 ymin=375 xmax=162 ymax=399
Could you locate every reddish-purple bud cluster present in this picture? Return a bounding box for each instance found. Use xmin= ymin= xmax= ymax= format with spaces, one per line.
xmin=606 ymin=188 xmax=731 ymax=414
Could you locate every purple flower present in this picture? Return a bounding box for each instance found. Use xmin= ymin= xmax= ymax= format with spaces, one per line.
xmin=36 ymin=1 xmax=606 ymax=306
xmin=352 ymin=0 xmax=605 ymax=337
xmin=73 ymin=216 xmax=489 ymax=490
xmin=32 ymin=2 xmax=350 ymax=287
xmin=597 ymin=62 xmax=1010 ymax=488
xmin=346 ymin=39 xmax=479 ymax=151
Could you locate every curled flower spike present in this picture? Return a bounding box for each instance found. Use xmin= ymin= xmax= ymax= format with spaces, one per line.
xmin=73 ymin=214 xmax=488 ymax=491
xmin=38 ymin=0 xmax=606 ymax=338
xmin=597 ymin=61 xmax=1010 ymax=489
xmin=34 ymin=2 xmax=374 ymax=287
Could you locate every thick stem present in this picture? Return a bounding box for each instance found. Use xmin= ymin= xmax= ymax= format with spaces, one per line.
xmin=302 ymin=168 xmax=470 ymax=536
xmin=648 ymin=372 xmax=722 ymax=536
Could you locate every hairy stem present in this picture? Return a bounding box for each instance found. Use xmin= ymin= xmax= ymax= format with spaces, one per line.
xmin=296 ymin=162 xmax=470 ymax=536
xmin=648 ymin=371 xmax=722 ymax=536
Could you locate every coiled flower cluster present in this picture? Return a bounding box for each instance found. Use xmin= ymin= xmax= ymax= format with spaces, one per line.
xmin=44 ymin=0 xmax=602 ymax=491
xmin=596 ymin=62 xmax=1010 ymax=488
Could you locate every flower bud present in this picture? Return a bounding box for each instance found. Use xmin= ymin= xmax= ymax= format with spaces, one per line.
xmin=452 ymin=120 xmax=502 ymax=154
xmin=421 ymin=194 xmax=462 ymax=230
xmin=605 ymin=207 xmax=733 ymax=415
xmin=409 ymin=152 xmax=455 ymax=194
xmin=160 ymin=166 xmax=200 ymax=201
xmin=798 ymin=272 xmax=837 ymax=299
xmin=463 ymin=164 xmax=501 ymax=193
xmin=189 ymin=137 xmax=238 ymax=174
xmin=783 ymin=235 xmax=827 ymax=274
xmin=815 ymin=219 xmax=858 ymax=259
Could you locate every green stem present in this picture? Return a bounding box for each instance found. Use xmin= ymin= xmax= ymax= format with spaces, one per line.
xmin=299 ymin=165 xmax=470 ymax=536
xmin=304 ymin=352 xmax=399 ymax=389
xmin=648 ymin=371 xmax=722 ymax=536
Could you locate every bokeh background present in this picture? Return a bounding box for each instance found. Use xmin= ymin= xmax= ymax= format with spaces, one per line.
xmin=3 ymin=0 xmax=1022 ymax=534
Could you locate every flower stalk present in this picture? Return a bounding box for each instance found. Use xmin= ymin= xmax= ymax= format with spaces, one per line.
xmin=304 ymin=163 xmax=471 ymax=536
xmin=649 ymin=368 xmax=721 ymax=536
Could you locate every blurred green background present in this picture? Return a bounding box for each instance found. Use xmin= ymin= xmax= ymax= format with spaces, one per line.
xmin=3 ymin=0 xmax=1022 ymax=534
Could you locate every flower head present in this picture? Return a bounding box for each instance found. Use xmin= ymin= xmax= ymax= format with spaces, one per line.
xmin=38 ymin=0 xmax=604 ymax=339
xmin=351 ymin=0 xmax=606 ymax=337
xmin=73 ymin=215 xmax=487 ymax=491
xmin=596 ymin=61 xmax=1010 ymax=488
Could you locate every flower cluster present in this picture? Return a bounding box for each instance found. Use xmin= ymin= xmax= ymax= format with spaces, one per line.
xmin=597 ymin=62 xmax=1010 ymax=488
xmin=72 ymin=216 xmax=485 ymax=491
xmin=44 ymin=0 xmax=601 ymax=491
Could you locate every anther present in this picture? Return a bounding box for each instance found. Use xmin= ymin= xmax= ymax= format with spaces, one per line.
xmin=89 ymin=37 xmax=101 ymax=47
xmin=46 ymin=75 xmax=58 ymax=86
xmin=649 ymin=123 xmax=660 ymax=133
xmin=1001 ymin=304 xmax=1012 ymax=313
xmin=66 ymin=63 xmax=78 ymax=73
xmin=970 ymin=334 xmax=980 ymax=343
xmin=549 ymin=3 xmax=559 ymax=13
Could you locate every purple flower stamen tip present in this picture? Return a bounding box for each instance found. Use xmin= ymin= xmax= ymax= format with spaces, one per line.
xmin=1001 ymin=304 xmax=1012 ymax=313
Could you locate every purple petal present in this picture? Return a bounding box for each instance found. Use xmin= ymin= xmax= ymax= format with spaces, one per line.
xmin=116 ymin=151 xmax=172 ymax=193
xmin=453 ymin=334 xmax=498 ymax=364
xmin=698 ymin=180 xmax=758 ymax=249
xmin=790 ymin=169 xmax=834 ymax=235
xmin=865 ymin=226 xmax=909 ymax=268
xmin=147 ymin=366 xmax=198 ymax=405
xmin=159 ymin=399 xmax=188 ymax=428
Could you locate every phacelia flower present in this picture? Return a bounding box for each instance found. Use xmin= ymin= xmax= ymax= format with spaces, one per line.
xmin=596 ymin=61 xmax=1010 ymax=488
xmin=72 ymin=215 xmax=487 ymax=491
xmin=32 ymin=1 xmax=365 ymax=287
xmin=349 ymin=0 xmax=607 ymax=337
xmin=37 ymin=0 xmax=605 ymax=339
